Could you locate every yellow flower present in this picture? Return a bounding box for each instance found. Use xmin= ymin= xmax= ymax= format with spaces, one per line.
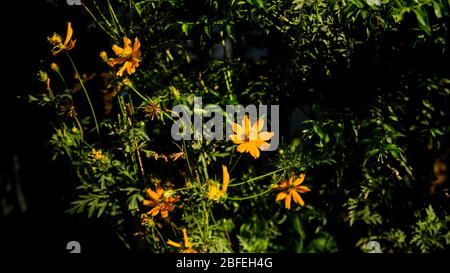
xmin=273 ymin=174 xmax=310 ymax=209
xmin=230 ymin=115 xmax=274 ymax=159
xmin=167 ymin=228 xmax=197 ymax=253
xmin=48 ymin=22 xmax=76 ymax=55
xmin=107 ymin=37 xmax=141 ymax=77
xmin=143 ymin=186 xmax=179 ymax=218
xmin=91 ymin=148 xmax=106 ymax=161
xmin=99 ymin=51 xmax=108 ymax=62
xmin=208 ymin=165 xmax=230 ymax=202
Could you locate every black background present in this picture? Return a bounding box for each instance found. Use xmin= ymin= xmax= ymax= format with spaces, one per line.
xmin=0 ymin=0 xmax=125 ymax=254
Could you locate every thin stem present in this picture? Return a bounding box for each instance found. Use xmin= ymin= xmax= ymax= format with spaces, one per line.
xmin=154 ymin=226 xmax=167 ymax=248
xmin=182 ymin=139 xmax=194 ymax=177
xmin=200 ymin=151 xmax=209 ymax=182
xmin=82 ymin=2 xmax=115 ymax=40
xmin=227 ymin=187 xmax=273 ymax=201
xmin=66 ymin=52 xmax=101 ymax=138
xmin=55 ymin=70 xmax=68 ymax=90
xmin=73 ymin=115 xmax=84 ymax=139
xmin=228 ymin=168 xmax=283 ymax=187
xmin=230 ymin=153 xmax=243 ymax=173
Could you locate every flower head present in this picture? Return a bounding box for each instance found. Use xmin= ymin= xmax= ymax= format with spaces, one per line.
xmin=143 ymin=185 xmax=179 ymax=218
xmin=167 ymin=228 xmax=197 ymax=253
xmin=208 ymin=165 xmax=230 ymax=202
xmin=106 ymin=37 xmax=141 ymax=77
xmin=91 ymin=148 xmax=106 ymax=161
xmin=50 ymin=63 xmax=60 ymax=72
xmin=142 ymin=102 xmax=162 ymax=121
xmin=273 ymin=174 xmax=310 ymax=209
xmin=48 ymin=22 xmax=76 ymax=55
xmin=230 ymin=115 xmax=274 ymax=159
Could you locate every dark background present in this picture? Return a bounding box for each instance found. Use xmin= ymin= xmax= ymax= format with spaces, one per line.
xmin=0 ymin=0 xmax=125 ymax=254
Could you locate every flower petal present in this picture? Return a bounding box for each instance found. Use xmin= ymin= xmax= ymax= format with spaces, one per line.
xmin=232 ymin=122 xmax=244 ymax=135
xmin=230 ymin=134 xmax=245 ymax=144
xmin=126 ymin=62 xmax=136 ymax=75
xmin=64 ymin=22 xmax=73 ymax=47
xmin=148 ymin=206 xmax=160 ymax=216
xmin=248 ymin=143 xmax=260 ymax=159
xmin=182 ymin=228 xmax=190 ymax=247
xmin=285 ymin=192 xmax=292 ymax=209
xmin=161 ymin=208 xmax=169 ymax=218
xmin=221 ymin=165 xmax=229 ymax=193
xmin=242 ymin=115 xmax=251 ymax=134
xmin=156 ymin=186 xmax=164 ymax=196
xmin=298 ymin=185 xmax=311 ymax=193
xmin=258 ymin=131 xmax=274 ymax=141
xmin=252 ymin=118 xmax=265 ymax=133
xmin=275 ymin=191 xmax=287 ymax=202
xmin=133 ymin=37 xmax=141 ymax=52
xmin=117 ymin=62 xmax=131 ymax=77
xmin=167 ymin=240 xmax=182 ymax=249
xmin=123 ymin=37 xmax=132 ymax=50
xmin=291 ymin=190 xmax=305 ymax=206
xmin=146 ymin=188 xmax=160 ymax=201
xmin=293 ymin=174 xmax=306 ymax=186
xmin=257 ymin=141 xmax=270 ymax=151
xmin=112 ymin=45 xmax=125 ymax=56
xmin=143 ymin=199 xmax=157 ymax=207
xmin=237 ymin=142 xmax=250 ymax=154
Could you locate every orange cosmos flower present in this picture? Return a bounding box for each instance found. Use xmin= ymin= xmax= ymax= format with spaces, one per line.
xmin=230 ymin=115 xmax=274 ymax=159
xmin=143 ymin=185 xmax=179 ymax=218
xmin=48 ymin=22 xmax=76 ymax=55
xmin=167 ymin=228 xmax=197 ymax=253
xmin=208 ymin=165 xmax=230 ymax=202
xmin=273 ymin=174 xmax=310 ymax=209
xmin=106 ymin=37 xmax=141 ymax=77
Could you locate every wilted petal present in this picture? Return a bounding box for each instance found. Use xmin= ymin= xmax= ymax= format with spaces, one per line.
xmin=112 ymin=44 xmax=125 ymax=56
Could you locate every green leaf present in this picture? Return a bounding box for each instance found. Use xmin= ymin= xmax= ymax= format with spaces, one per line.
xmin=412 ymin=7 xmax=431 ymax=35
xmin=181 ymin=22 xmax=189 ymax=36
xmin=433 ymin=1 xmax=443 ymax=19
xmin=363 ymin=148 xmax=379 ymax=166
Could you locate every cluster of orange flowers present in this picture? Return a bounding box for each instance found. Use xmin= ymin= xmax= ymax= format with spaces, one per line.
xmin=47 ymin=22 xmax=312 ymax=254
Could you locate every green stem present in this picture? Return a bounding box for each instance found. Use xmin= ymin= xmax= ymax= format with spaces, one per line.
xmin=55 ymin=70 xmax=68 ymax=90
xmin=66 ymin=52 xmax=101 ymax=138
xmin=230 ymin=153 xmax=243 ymax=173
xmin=154 ymin=226 xmax=168 ymax=249
xmin=82 ymin=2 xmax=115 ymax=39
xmin=200 ymin=152 xmax=209 ymax=182
xmin=228 ymin=168 xmax=283 ymax=187
xmin=182 ymin=139 xmax=194 ymax=177
xmin=73 ymin=115 xmax=84 ymax=139
xmin=228 ymin=187 xmax=273 ymax=201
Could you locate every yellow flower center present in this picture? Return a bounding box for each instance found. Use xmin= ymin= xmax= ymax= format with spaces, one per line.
xmin=49 ymin=33 xmax=63 ymax=46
